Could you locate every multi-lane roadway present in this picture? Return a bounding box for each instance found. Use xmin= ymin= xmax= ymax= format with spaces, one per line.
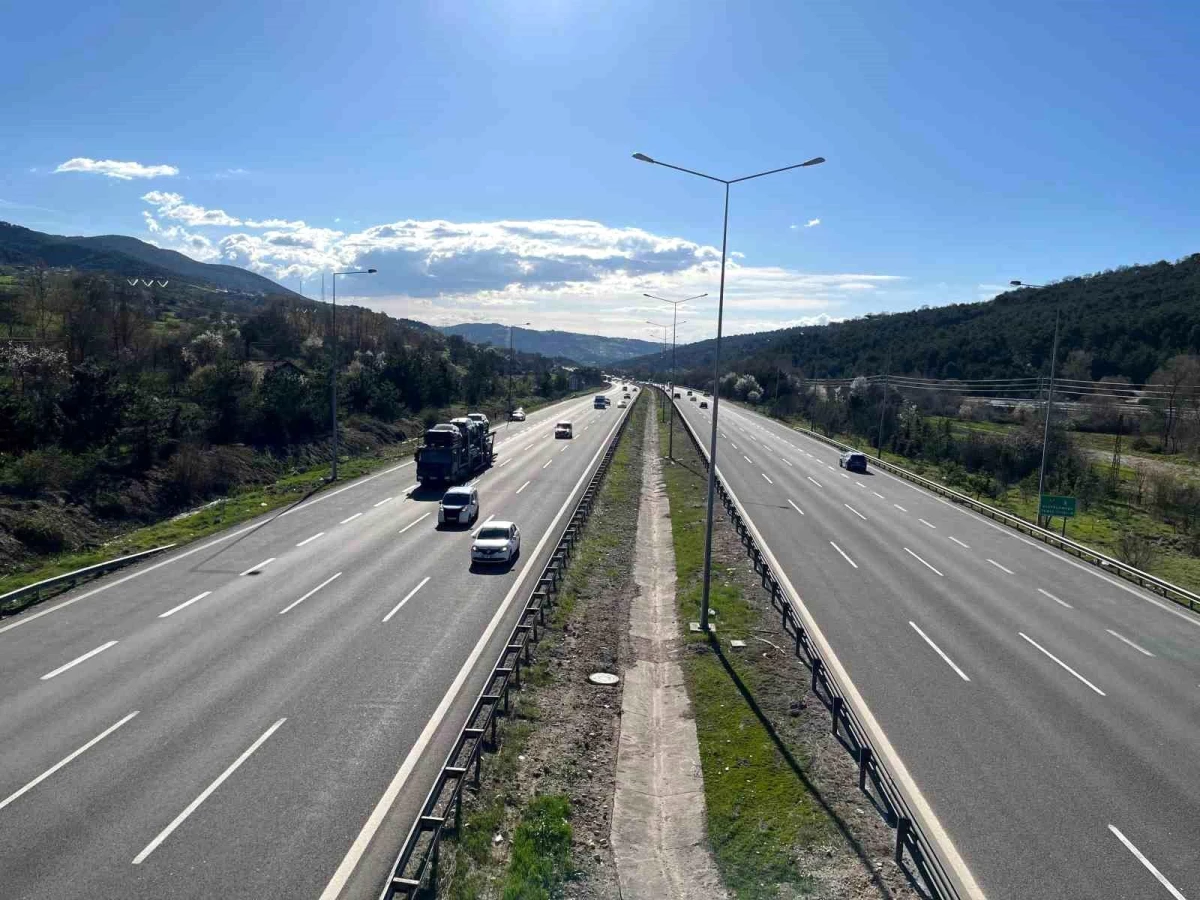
xmin=0 ymin=386 xmax=632 ymax=900
xmin=671 ymin=392 xmax=1199 ymax=900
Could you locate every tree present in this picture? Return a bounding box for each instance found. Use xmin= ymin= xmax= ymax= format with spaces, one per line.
xmin=1148 ymin=355 xmax=1200 ymax=453
xmin=733 ymin=374 xmax=762 ymax=400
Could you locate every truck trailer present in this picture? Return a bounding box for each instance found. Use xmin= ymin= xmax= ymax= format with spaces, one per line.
xmin=415 ymin=416 xmax=496 ymax=484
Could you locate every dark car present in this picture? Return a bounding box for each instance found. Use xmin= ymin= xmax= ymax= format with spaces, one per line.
xmin=839 ymin=450 xmax=868 ymax=473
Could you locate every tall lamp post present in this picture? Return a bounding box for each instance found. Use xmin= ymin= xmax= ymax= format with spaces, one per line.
xmin=634 ymin=151 xmax=825 ymax=634
xmin=648 ymin=319 xmax=686 ymax=426
xmin=1011 ymin=280 xmax=1055 ymax=526
xmin=508 ymin=322 xmax=532 ymax=415
xmin=329 ymin=268 xmax=377 ymax=480
xmin=646 ymin=292 xmax=706 ymax=458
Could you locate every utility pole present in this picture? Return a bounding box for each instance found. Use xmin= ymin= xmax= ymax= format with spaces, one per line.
xmin=876 ymin=345 xmax=891 ymax=459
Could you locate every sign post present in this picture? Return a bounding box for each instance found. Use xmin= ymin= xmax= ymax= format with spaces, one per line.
xmin=1038 ymin=494 xmax=1076 ymax=536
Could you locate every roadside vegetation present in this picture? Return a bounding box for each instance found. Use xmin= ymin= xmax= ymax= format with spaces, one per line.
xmin=0 ymin=263 xmax=603 ymax=582
xmin=657 ymin=403 xmax=910 ymax=900
xmin=440 ymin=393 xmax=645 ymax=899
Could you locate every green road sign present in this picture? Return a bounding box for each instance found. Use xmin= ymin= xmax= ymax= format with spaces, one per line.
xmin=1039 ymin=494 xmax=1077 ymax=518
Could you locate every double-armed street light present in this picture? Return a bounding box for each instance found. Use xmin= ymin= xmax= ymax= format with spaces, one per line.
xmin=1010 ymin=280 xmax=1058 ymax=527
xmin=645 ymin=292 xmax=706 ymax=458
xmin=329 ymin=268 xmax=377 ymax=480
xmin=633 ymin=151 xmax=825 ymax=633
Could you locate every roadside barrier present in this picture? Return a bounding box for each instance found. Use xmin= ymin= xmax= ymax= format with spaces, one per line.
xmin=664 ymin=388 xmax=976 ymax=900
xmin=0 ymin=545 xmax=177 ymax=617
xmin=384 ymin=395 xmax=638 ymax=898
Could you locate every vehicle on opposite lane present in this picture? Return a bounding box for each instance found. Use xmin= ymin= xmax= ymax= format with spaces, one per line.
xmin=839 ymin=450 xmax=868 ymax=473
xmin=471 ymin=521 xmax=521 ymax=564
xmin=437 ymin=486 xmax=479 ymax=527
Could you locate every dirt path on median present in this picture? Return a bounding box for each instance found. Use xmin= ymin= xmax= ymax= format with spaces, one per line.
xmin=610 ymin=398 xmax=727 ymax=898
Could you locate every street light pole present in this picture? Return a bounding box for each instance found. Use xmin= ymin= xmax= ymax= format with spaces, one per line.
xmin=329 ymin=268 xmax=377 ymax=480
xmin=634 ymin=151 xmax=825 ymax=634
xmin=1011 ymin=280 xmax=1056 ymax=526
xmin=645 ymin=292 xmax=705 ymax=459
xmin=876 ymin=344 xmax=891 ymax=459
xmin=508 ymin=322 xmax=531 ymax=415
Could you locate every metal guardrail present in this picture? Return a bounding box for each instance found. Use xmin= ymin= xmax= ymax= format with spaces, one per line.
xmin=772 ymin=417 xmax=1200 ymax=615
xmin=0 ymin=544 xmax=178 ymax=617
xmin=383 ymin=395 xmax=638 ymax=898
xmin=663 ymin=388 xmax=972 ymax=900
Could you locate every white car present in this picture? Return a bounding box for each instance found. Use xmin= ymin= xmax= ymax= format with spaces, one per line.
xmin=472 ymin=521 xmax=521 ymax=564
xmin=509 ymin=408 xmax=526 ymax=421
xmin=467 ymin=412 xmax=490 ymax=429
xmin=618 ymin=399 xmax=628 ymax=408
xmin=438 ymin=486 xmax=479 ymax=527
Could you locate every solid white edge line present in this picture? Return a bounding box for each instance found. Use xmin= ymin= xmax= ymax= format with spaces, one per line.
xmin=398 ymin=512 xmax=431 ymax=535
xmin=948 ymin=536 xmax=970 ymax=549
xmin=296 ymin=532 xmax=325 ymax=547
xmin=829 ymin=541 xmax=858 ymax=569
xmin=239 ymin=557 xmax=276 ymax=577
xmin=158 ymin=591 xmax=212 ymax=619
xmin=986 ymin=558 xmax=1014 ymax=575
xmin=675 ymin=404 xmax=985 ymax=899
xmin=787 ymin=499 xmax=805 ymax=516
xmin=0 ymin=711 xmax=140 ymax=812
xmin=515 ymin=480 xmax=531 ymax=495
xmin=132 ymin=718 xmax=287 ymax=864
xmin=383 ymin=576 xmax=431 ymax=623
xmin=279 ymin=572 xmax=343 ymax=615
xmin=1108 ymin=824 xmax=1188 ymax=900
xmin=320 ymin=401 xmax=631 ymax=900
xmin=340 ymin=513 xmax=363 ymax=524
xmin=1037 ymin=587 xmax=1073 ymax=609
xmin=1018 ymin=632 xmax=1106 ymax=696
xmin=1106 ymin=629 xmax=1156 ymax=657
xmin=40 ymin=640 xmax=119 ymax=680
xmin=909 ymin=621 xmax=971 ymax=682
xmin=844 ymin=504 xmax=867 ymax=520
xmin=904 ymin=547 xmax=944 ymax=577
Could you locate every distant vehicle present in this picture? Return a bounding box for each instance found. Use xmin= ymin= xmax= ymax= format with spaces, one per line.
xmin=689 ymin=395 xmax=696 ymax=402
xmin=438 ymin=486 xmax=479 ymax=527
xmin=472 ymin=521 xmax=521 ymax=565
xmin=594 ymin=394 xmax=608 ymax=409
xmin=839 ymin=450 xmax=868 ymax=473
xmin=673 ymin=392 xmax=681 ymax=399
xmin=623 ymin=393 xmax=631 ymax=399
xmin=687 ymin=390 xmax=693 ymax=396
xmin=416 ymin=416 xmax=495 ymax=484
xmin=467 ymin=412 xmax=490 ymax=429
xmin=699 ymin=400 xmax=708 ymax=408
xmin=618 ymin=400 xmax=628 ymax=408
xmin=555 ymin=421 xmax=573 ymax=439
xmin=632 ymin=387 xmax=638 ymax=392
xmin=509 ymin=408 xmax=526 ymax=421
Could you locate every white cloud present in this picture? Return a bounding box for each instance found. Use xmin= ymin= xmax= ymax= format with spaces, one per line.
xmin=804 ymin=218 xmax=821 ymax=228
xmin=136 ymin=190 xmax=903 ymax=340
xmin=55 ymin=157 xmax=179 ymax=180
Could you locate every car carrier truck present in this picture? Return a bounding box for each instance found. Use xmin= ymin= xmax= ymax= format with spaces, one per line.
xmin=415 ymin=416 xmax=496 ymax=484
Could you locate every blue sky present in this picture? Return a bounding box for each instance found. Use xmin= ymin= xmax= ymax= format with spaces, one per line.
xmin=2 ymin=0 xmax=1197 ymax=342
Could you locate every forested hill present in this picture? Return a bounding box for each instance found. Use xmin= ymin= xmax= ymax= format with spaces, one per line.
xmin=440 ymin=322 xmax=659 ymax=366
xmin=0 ymin=221 xmax=295 ymax=296
xmin=622 ymin=253 xmax=1200 ymax=385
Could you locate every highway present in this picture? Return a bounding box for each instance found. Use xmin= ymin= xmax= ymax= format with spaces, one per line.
xmin=0 ymin=385 xmax=633 ymax=900
xmin=670 ymin=391 xmax=1200 ymax=900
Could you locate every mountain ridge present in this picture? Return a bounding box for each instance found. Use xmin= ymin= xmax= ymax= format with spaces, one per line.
xmin=438 ymin=322 xmax=660 ymax=366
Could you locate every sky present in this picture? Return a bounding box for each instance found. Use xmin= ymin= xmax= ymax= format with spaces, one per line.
xmin=2 ymin=0 xmax=1197 ymax=344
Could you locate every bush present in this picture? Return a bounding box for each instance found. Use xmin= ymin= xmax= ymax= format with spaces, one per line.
xmin=1117 ymin=532 xmax=1157 ymax=570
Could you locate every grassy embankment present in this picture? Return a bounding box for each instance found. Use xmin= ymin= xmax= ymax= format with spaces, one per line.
xmin=0 ymin=387 xmax=604 ymax=602
xmin=658 ymin=404 xmax=831 ymax=900
xmin=440 ymin=393 xmax=646 ymax=899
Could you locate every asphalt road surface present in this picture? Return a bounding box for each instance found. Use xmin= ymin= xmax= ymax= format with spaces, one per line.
xmin=0 ymin=386 xmax=634 ymax=900
xmin=671 ymin=391 xmax=1200 ymax=900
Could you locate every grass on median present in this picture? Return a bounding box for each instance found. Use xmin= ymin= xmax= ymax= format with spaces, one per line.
xmin=441 ymin=394 xmax=646 ymax=900
xmin=658 ymin=402 xmax=831 ymax=900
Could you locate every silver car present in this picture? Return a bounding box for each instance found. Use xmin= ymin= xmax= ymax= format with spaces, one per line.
xmin=471 ymin=521 xmax=521 ymax=564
